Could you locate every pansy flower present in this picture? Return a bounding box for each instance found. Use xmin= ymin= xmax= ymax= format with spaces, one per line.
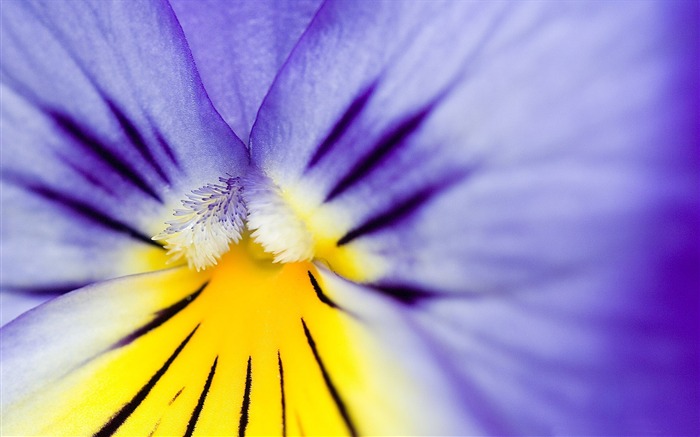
xmin=1 ymin=0 xmax=698 ymax=435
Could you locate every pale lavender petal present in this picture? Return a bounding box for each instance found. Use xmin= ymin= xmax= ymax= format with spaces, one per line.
xmin=169 ymin=0 xmax=322 ymax=143
xmin=0 ymin=292 xmax=54 ymax=327
xmin=1 ymin=0 xmax=248 ymax=292
xmin=251 ymin=0 xmax=699 ymax=433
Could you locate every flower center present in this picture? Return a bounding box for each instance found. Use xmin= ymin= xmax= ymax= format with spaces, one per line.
xmin=153 ymin=177 xmax=247 ymax=271
xmin=242 ymin=170 xmax=315 ymax=264
xmin=155 ymin=171 xmax=315 ymax=271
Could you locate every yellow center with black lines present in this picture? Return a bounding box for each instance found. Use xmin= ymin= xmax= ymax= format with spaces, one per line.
xmin=19 ymin=240 xmax=360 ymax=436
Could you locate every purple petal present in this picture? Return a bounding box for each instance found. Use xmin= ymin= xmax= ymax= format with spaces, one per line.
xmin=169 ymin=0 xmax=322 ymax=143
xmin=251 ymin=0 xmax=699 ymax=433
xmin=0 ymin=292 xmax=55 ymax=327
xmin=1 ymin=0 xmax=248 ymax=292
xmin=411 ymin=279 xmax=699 ymax=434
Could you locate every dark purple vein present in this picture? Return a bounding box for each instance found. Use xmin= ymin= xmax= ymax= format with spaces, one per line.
xmin=325 ymin=105 xmax=433 ymax=202
xmin=307 ymin=82 xmax=377 ymax=169
xmin=369 ymin=283 xmax=439 ymax=305
xmin=337 ymin=188 xmax=433 ymax=246
xmin=104 ymin=99 xmax=171 ymax=185
xmin=154 ymin=131 xmax=181 ymax=169
xmin=2 ymin=171 xmax=161 ymax=248
xmin=47 ymin=109 xmax=163 ymax=202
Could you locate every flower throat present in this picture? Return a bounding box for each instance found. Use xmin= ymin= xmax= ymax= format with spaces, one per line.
xmin=154 ymin=171 xmax=315 ymax=272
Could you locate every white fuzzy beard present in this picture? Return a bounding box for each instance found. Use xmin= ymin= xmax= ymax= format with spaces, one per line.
xmin=153 ymin=177 xmax=246 ymax=271
xmin=242 ymin=170 xmax=315 ymax=264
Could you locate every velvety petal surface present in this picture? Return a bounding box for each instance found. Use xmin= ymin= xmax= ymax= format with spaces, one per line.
xmin=250 ymin=0 xmax=699 ymax=433
xmin=1 ymin=0 xmax=248 ymax=294
xmin=0 ymin=292 xmax=54 ymax=327
xmin=0 ymin=241 xmax=464 ymax=435
xmin=169 ymin=0 xmax=322 ymax=143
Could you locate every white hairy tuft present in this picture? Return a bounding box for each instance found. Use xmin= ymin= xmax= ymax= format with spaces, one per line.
xmin=242 ymin=170 xmax=315 ymax=263
xmin=153 ymin=177 xmax=246 ymax=271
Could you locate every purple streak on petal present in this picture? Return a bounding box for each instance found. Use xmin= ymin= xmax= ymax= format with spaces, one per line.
xmin=2 ymin=37 xmax=177 ymax=197
xmin=306 ymin=81 xmax=378 ymax=169
xmin=1 ymin=0 xmax=249 ymax=291
xmin=4 ymin=283 xmax=91 ymax=296
xmin=2 ymin=170 xmax=161 ymax=248
xmin=337 ymin=170 xmax=467 ymax=246
xmin=365 ymin=283 xmax=440 ymax=306
xmin=337 ymin=188 xmax=433 ymax=247
xmin=57 ymin=153 xmax=118 ymax=197
xmin=154 ymin=131 xmax=181 ymax=170
xmin=47 ymin=108 xmax=163 ymax=203
xmin=103 ymin=98 xmax=172 ymax=186
xmin=1 ymin=75 xmax=167 ymax=203
xmin=325 ymin=103 xmax=435 ymax=202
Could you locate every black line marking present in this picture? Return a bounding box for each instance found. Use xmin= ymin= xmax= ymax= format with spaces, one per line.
xmin=169 ymin=387 xmax=185 ymax=405
xmin=278 ymin=351 xmax=287 ymax=437
xmin=337 ymin=188 xmax=433 ymax=246
xmin=114 ymin=282 xmax=208 ymax=348
xmin=47 ymin=109 xmax=163 ymax=202
xmin=238 ymin=356 xmax=253 ymax=437
xmin=308 ymin=271 xmax=340 ymax=309
xmin=94 ymin=325 xmax=200 ymax=437
xmin=185 ymin=356 xmax=218 ymax=437
xmin=307 ymin=82 xmax=377 ymax=169
xmin=369 ymin=283 xmax=439 ymax=305
xmin=301 ymin=319 xmax=357 ymax=436
xmin=104 ymin=99 xmax=171 ymax=185
xmin=325 ymin=106 xmax=433 ymax=202
xmin=2 ymin=171 xmax=162 ymax=248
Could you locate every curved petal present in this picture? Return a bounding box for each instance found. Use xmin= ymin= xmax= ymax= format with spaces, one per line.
xmin=0 ymin=292 xmax=54 ymax=327
xmin=1 ymin=243 xmax=461 ymax=435
xmin=169 ymin=0 xmax=323 ymax=143
xmin=0 ymin=0 xmax=249 ymax=292
xmin=312 ymin=268 xmax=485 ymax=435
xmin=0 ymin=267 xmax=208 ymax=435
xmin=249 ymin=0 xmax=699 ymax=432
xmin=250 ymin=0 xmax=698 ymax=293
xmin=409 ymin=279 xmax=699 ymax=435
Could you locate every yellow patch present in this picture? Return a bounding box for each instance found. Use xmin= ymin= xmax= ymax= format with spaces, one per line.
xmin=8 ymin=240 xmax=362 ymax=436
xmin=122 ymin=243 xmax=179 ymax=274
xmin=283 ymin=185 xmax=387 ymax=283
